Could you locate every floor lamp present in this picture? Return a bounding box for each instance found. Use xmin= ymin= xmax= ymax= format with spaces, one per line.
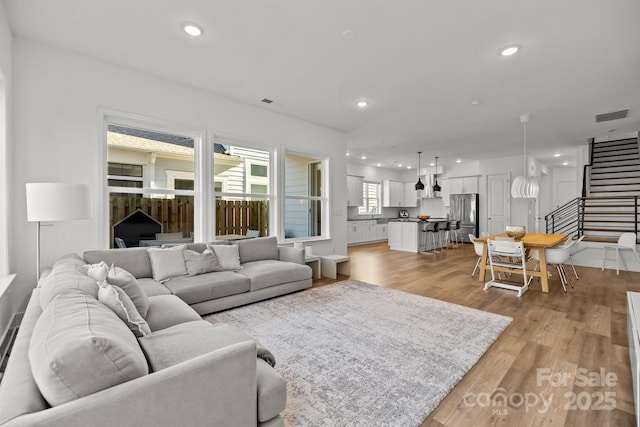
xmin=26 ymin=183 xmax=90 ymax=278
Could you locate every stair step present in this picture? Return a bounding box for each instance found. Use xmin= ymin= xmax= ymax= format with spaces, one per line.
xmin=593 ymin=145 xmax=638 ymax=154
xmin=582 ymin=235 xmax=640 ymax=244
xmin=592 ymin=165 xmax=640 ymax=174
xmin=593 ymin=150 xmax=639 ymax=159
xmin=593 ymin=139 xmax=638 ymax=149
xmin=591 ymin=175 xmax=640 ymax=181
xmin=583 ymin=226 xmax=638 ymax=233
xmin=592 ymin=158 xmax=639 ymax=166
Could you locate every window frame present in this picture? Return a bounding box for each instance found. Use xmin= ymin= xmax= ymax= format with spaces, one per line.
xmin=281 ymin=150 xmax=330 ymax=243
xmin=358 ymin=181 xmax=381 ymax=215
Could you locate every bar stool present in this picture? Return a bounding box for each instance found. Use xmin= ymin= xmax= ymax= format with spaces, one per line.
xmin=421 ymin=221 xmax=440 ymax=255
xmin=449 ymin=220 xmax=461 ymax=247
xmin=438 ymin=220 xmax=450 ymax=251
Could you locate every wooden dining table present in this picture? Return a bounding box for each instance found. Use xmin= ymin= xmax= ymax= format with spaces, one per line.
xmin=475 ymin=232 xmax=568 ymax=293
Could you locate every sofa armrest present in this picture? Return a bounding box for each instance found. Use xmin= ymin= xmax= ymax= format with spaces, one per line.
xmin=278 ymin=246 xmax=305 ymax=264
xmin=2 ymin=341 xmax=258 ymax=427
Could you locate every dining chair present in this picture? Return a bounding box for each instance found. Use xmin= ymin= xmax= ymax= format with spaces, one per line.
xmin=531 ymin=245 xmax=573 ymax=292
xmin=602 ymin=233 xmax=640 ymax=275
xmin=114 ymin=237 xmax=126 ymax=248
xmin=246 ymin=230 xmax=260 ymax=238
xmin=566 ymin=235 xmax=585 ymax=279
xmin=469 ymin=233 xmax=484 ymax=277
xmin=484 ymin=239 xmax=532 ymax=297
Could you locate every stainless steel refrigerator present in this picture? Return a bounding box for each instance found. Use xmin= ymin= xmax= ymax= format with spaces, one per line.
xmin=450 ymin=194 xmax=479 ymax=243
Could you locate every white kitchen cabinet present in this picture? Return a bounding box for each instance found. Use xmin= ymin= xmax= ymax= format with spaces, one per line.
xmin=375 ymin=224 xmax=388 ymax=240
xmin=388 ymin=221 xmax=402 ymax=248
xmin=441 ymin=179 xmax=451 ymax=206
xmin=347 ymin=175 xmax=364 ymax=206
xmin=347 ymin=220 xmax=380 ymax=245
xmin=388 ymin=221 xmax=419 ymax=252
xmin=446 ymin=176 xmax=479 ymax=196
xmin=382 ymin=180 xmax=405 ymax=207
xmin=403 ymin=183 xmax=418 ymax=207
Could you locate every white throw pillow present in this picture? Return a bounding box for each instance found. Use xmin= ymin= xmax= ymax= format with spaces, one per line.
xmin=84 ymin=261 xmax=112 ymax=282
xmin=106 ymin=266 xmax=150 ymax=318
xmin=208 ymin=244 xmax=241 ymax=271
xmin=98 ymin=282 xmax=151 ymax=337
xmin=147 ymin=245 xmax=188 ymax=282
xmin=183 ymin=248 xmax=220 ymax=276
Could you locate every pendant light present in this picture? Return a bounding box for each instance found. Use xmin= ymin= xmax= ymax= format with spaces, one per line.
xmin=511 ymin=114 xmax=539 ymax=198
xmin=433 ymin=156 xmax=441 ymax=193
xmin=415 ymin=151 xmax=425 ymax=190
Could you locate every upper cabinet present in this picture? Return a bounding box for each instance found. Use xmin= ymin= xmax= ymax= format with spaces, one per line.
xmin=442 ymin=176 xmax=479 ymax=206
xmin=347 ymin=175 xmax=364 ymax=206
xmin=382 ymin=180 xmax=418 ymax=207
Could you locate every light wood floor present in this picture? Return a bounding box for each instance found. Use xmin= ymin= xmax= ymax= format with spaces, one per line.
xmin=312 ymin=242 xmax=640 ymax=427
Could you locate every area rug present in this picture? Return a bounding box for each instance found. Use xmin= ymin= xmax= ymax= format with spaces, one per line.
xmin=205 ymin=281 xmax=512 ymax=426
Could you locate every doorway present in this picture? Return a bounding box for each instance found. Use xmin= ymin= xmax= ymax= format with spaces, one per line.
xmin=487 ymin=173 xmax=510 ymax=235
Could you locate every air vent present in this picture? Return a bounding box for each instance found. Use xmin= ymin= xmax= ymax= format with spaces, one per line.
xmin=595 ymin=109 xmax=628 ymax=122
xmin=261 ymin=98 xmax=274 ymax=104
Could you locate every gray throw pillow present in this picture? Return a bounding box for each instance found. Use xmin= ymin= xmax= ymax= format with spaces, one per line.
xmin=98 ymin=283 xmax=151 ymax=337
xmin=147 ymin=245 xmax=188 ymax=282
xmin=208 ymin=244 xmax=241 ymax=271
xmin=106 ymin=266 xmax=150 ymax=318
xmin=183 ymin=248 xmax=220 ymax=276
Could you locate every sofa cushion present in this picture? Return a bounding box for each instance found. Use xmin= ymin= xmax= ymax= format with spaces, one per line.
xmin=106 ymin=266 xmax=150 ymax=318
xmin=138 ymin=321 xmax=271 ymax=371
xmin=84 ymin=247 xmax=153 ymax=279
xmin=236 ymin=236 xmax=279 ymax=264
xmin=39 ymin=256 xmax=100 ymax=309
xmin=208 ymin=244 xmax=242 ymax=271
xmin=145 ymin=295 xmax=201 ymax=332
xmin=256 ymin=358 xmax=287 ymax=422
xmin=137 ymin=278 xmax=172 ymax=297
xmin=148 ymin=245 xmax=188 ymax=282
xmin=240 ymin=260 xmax=312 ymax=291
xmin=98 ymin=283 xmax=151 ymax=337
xmin=29 ymin=292 xmax=148 ymax=406
xmin=184 ymin=248 xmax=220 ymax=276
xmin=163 ymin=271 xmax=250 ymax=304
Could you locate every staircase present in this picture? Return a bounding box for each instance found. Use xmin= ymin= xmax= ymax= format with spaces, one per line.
xmin=582 ymin=138 xmax=640 ymax=242
xmin=545 ymin=137 xmax=640 ymax=243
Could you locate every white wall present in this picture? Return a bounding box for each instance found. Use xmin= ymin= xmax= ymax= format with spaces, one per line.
xmin=10 ymin=38 xmax=347 ymax=309
xmin=0 ymin=0 xmax=15 ymax=341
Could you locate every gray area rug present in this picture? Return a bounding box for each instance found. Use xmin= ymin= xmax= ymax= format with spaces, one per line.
xmin=206 ymin=280 xmax=512 ymax=426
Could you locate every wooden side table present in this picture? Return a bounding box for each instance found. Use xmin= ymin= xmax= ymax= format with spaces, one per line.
xmin=305 ymin=256 xmax=321 ymax=279
xmin=320 ymin=255 xmax=350 ymax=279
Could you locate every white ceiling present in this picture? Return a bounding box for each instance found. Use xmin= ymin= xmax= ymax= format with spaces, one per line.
xmin=4 ymin=0 xmax=640 ymax=171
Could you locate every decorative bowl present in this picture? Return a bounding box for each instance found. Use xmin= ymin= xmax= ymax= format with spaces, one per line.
xmin=505 ymin=225 xmax=526 ymax=240
xmin=418 ymin=215 xmax=430 ymax=220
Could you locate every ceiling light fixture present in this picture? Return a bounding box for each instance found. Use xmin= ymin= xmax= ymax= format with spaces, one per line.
xmin=562 ymin=162 xmax=569 ymax=166
xmin=361 ymin=156 xmax=367 ymax=160
xmin=500 ymin=46 xmax=519 ymax=56
xmin=456 ymin=159 xmax=462 ymax=163
xmin=511 ymin=114 xmax=539 ymax=198
xmin=415 ymin=152 xmax=425 ymax=191
xmin=356 ymin=100 xmax=368 ymax=108
xmin=183 ymin=23 xmax=203 ymax=37
xmin=553 ymin=153 xmax=561 ymax=157
xmin=433 ymin=156 xmax=441 ymax=193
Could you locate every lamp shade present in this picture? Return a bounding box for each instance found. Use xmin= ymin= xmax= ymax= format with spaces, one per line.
xmin=26 ymin=183 xmax=90 ymax=222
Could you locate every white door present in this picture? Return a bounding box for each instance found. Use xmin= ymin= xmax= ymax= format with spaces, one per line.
xmin=487 ymin=173 xmax=510 ymax=235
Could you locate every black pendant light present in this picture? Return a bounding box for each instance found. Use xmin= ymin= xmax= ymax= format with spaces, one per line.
xmin=415 ymin=151 xmax=425 ymax=190
xmin=433 ymin=156 xmax=441 ymax=192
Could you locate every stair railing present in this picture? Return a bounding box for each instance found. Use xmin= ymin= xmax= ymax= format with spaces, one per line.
xmin=545 ymin=198 xmax=581 ymax=236
xmin=581 ymin=138 xmax=594 ymax=198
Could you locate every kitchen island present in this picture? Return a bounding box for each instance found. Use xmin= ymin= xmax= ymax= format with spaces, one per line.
xmin=388 ymin=218 xmax=450 ymax=252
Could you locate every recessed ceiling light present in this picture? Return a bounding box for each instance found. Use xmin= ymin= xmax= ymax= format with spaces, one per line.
xmin=397 ymin=164 xmax=403 ymax=167
xmin=562 ymin=162 xmax=569 ymax=166
xmin=456 ymin=159 xmax=462 ymax=163
xmin=346 ymin=152 xmax=350 ymax=156
xmin=376 ymin=163 xmax=382 ymax=167
xmin=500 ymin=46 xmax=519 ymax=56
xmin=429 ymin=162 xmax=435 ymax=167
xmin=361 ymin=156 xmax=367 ymax=160
xmin=183 ymin=23 xmax=203 ymax=37
xmin=342 ymin=29 xmax=357 ymax=40
xmin=356 ymin=100 xmax=368 ymax=108
xmin=406 ymin=166 xmax=411 ymax=169
xmin=553 ymin=153 xmax=561 ymax=157
xmin=469 ymin=100 xmax=481 ymax=106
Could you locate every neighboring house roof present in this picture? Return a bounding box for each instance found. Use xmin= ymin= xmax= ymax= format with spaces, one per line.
xmin=107 ymin=126 xmax=241 ymax=173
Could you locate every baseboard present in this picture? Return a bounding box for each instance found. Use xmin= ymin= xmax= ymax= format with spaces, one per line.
xmin=0 ymin=312 xmax=24 ymax=381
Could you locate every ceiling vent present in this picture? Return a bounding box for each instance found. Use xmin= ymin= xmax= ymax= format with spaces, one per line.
xmin=595 ymin=109 xmax=628 ymax=122
xmin=261 ymin=98 xmax=274 ymax=104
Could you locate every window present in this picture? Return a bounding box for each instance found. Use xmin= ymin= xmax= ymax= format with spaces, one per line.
xmin=106 ymin=123 xmax=195 ymax=248
xmin=358 ymin=182 xmax=381 ymax=215
xmin=214 ymin=143 xmax=271 ymax=237
xmin=284 ymin=152 xmax=327 ymax=240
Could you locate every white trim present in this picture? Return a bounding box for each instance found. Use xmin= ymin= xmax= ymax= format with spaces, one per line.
xmin=99 ymin=109 xmax=205 ymax=247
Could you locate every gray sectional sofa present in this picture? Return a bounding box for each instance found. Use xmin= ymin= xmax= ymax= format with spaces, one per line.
xmin=0 ymin=236 xmax=313 ymax=426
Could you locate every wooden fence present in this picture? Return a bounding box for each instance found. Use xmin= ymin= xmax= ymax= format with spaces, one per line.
xmin=110 ymin=196 xmax=268 ymax=242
